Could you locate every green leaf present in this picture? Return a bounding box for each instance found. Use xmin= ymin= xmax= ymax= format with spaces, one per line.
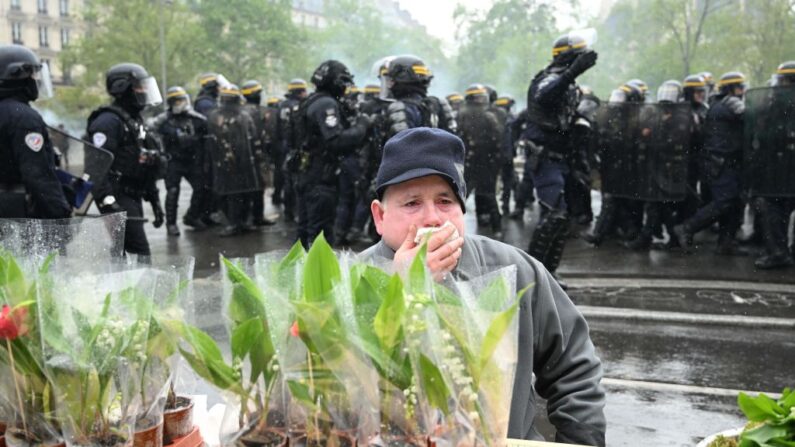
xmin=231 ymin=317 xmax=265 ymax=360
xmin=303 ymin=233 xmax=341 ymax=302
xmin=408 ymin=244 xmax=428 ymax=294
xmin=223 ymin=257 xmax=266 ymax=322
xmin=739 ymin=392 xmax=785 ymax=421
xmin=739 ymin=422 xmax=791 ymax=446
xmin=287 ymin=379 xmax=318 ymax=412
xmin=418 ymin=353 xmax=450 ymax=415
xmin=477 ymin=302 xmax=520 ymax=385
xmin=179 ymin=324 xmax=240 ymax=391
xmin=477 ymin=277 xmax=511 ymax=312
xmin=373 ymin=274 xmax=405 ymax=354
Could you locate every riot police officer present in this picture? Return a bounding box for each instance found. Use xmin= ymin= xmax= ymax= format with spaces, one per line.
xmin=626 ymin=78 xmax=649 ymax=102
xmin=494 ymin=95 xmax=518 ymax=216
xmin=206 ymin=84 xmax=261 ymax=237
xmin=194 ymin=73 xmax=223 ymax=117
xmin=567 ymin=86 xmax=599 ymax=226
xmin=380 ymin=55 xmax=457 ymax=137
xmin=277 ymin=78 xmax=308 ymax=220
xmin=509 ymin=108 xmax=536 ymax=219
xmin=87 ymin=62 xmax=165 ymax=259
xmin=522 ymin=31 xmax=598 ymax=288
xmin=0 ymin=44 xmax=71 ymax=219
xmin=679 ymin=74 xmax=711 ymax=226
xmin=241 ymin=79 xmax=277 ymax=227
xmin=296 ymin=60 xmax=369 ymax=247
xmin=752 ymin=61 xmax=795 ymax=269
xmin=583 ymin=82 xmax=645 ymax=246
xmin=459 ymin=84 xmax=504 ymax=238
xmin=446 ymin=92 xmax=464 ymax=119
xmin=150 ymin=86 xmax=209 ymax=236
xmin=677 ymin=72 xmax=748 ymax=255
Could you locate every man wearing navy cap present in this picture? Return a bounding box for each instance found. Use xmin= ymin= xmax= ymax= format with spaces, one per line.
xmin=361 ymin=127 xmax=606 ymax=446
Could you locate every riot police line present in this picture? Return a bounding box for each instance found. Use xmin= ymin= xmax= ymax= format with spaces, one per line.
xmin=2 ymin=40 xmax=794 ymax=275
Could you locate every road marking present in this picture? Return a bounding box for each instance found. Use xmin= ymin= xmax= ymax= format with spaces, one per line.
xmin=603 ymin=377 xmax=782 ymax=398
xmin=579 ymin=305 xmax=795 ymax=328
xmin=567 ymin=277 xmax=795 ymax=293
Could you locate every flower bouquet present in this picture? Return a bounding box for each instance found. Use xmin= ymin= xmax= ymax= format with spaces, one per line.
xmin=37 ymin=266 xmax=175 ymax=447
xmin=0 ymin=251 xmax=62 ymax=447
xmin=701 ymin=387 xmax=795 ymax=447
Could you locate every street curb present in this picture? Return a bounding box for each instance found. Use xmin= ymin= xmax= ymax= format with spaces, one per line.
xmin=579 ymin=305 xmax=795 ymax=329
xmin=602 ymin=377 xmax=782 ymax=398
xmin=568 ymin=277 xmax=795 ymax=292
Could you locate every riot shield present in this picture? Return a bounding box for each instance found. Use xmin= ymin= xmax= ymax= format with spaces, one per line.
xmin=744 ymin=85 xmax=795 ymax=197
xmin=49 ymin=125 xmax=115 ymax=215
xmin=639 ymin=102 xmax=691 ymax=201
xmin=206 ymin=107 xmax=262 ymax=196
xmin=595 ymin=102 xmax=643 ymax=198
xmin=595 ymin=102 xmax=690 ymax=201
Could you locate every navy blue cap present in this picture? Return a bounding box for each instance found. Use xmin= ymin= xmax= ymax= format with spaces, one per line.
xmin=375 ymin=127 xmax=467 ymax=211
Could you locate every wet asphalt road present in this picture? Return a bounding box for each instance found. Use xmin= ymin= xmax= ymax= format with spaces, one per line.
xmin=137 ymin=184 xmax=794 ymax=446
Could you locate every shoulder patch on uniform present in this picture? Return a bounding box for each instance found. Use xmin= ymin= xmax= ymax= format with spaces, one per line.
xmin=24 ymin=132 xmax=44 ymax=152
xmin=324 ymin=108 xmax=338 ymax=128
xmin=92 ymin=132 xmax=107 ymax=148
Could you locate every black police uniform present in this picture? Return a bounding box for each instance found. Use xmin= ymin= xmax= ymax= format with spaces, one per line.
xmin=151 ymin=108 xmax=209 ymax=227
xmin=194 ymin=90 xmax=217 ymax=117
xmin=0 ymin=95 xmax=71 ymax=218
xmin=243 ymin=100 xmax=274 ymax=224
xmin=351 ymin=96 xmax=389 ymax=240
xmin=296 ymin=91 xmax=367 ymax=247
xmin=682 ymin=93 xmax=745 ymax=252
xmin=384 ymin=92 xmax=457 ymax=138
xmin=459 ymin=99 xmax=504 ymax=235
xmin=510 ymin=109 xmax=536 ymax=217
xmin=277 ymin=94 xmax=302 ymax=219
xmin=333 ymin=97 xmax=366 ymax=245
xmin=87 ymin=103 xmax=164 ymax=257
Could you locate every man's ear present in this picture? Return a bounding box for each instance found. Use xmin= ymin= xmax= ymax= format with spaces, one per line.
xmin=371 ymin=199 xmax=386 ymax=236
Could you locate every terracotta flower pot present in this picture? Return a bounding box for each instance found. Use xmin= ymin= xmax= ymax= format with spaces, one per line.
xmin=134 ymin=415 xmax=164 ymax=447
xmin=163 ymin=427 xmax=201 ymax=447
xmin=163 ymin=396 xmax=194 ymax=444
xmin=237 ymin=428 xmax=288 ymax=447
xmin=4 ymin=428 xmax=65 ymax=447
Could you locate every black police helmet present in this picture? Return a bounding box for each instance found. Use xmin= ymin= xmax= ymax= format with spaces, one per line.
xmin=552 ymin=33 xmax=588 ymax=66
xmin=683 ymin=74 xmax=707 ymax=102
xmin=464 ymin=83 xmax=489 ymax=104
xmin=776 ymin=61 xmax=795 ymax=85
xmin=311 ymin=60 xmax=353 ymax=98
xmin=241 ymin=79 xmax=263 ymax=103
xmin=166 ymin=86 xmax=188 ymax=104
xmin=386 ymin=55 xmax=433 ymax=85
xmin=199 ymin=72 xmax=219 ymax=90
xmin=106 ymin=63 xmax=149 ymax=97
xmin=494 ymin=95 xmax=516 ymax=109
xmin=0 ymin=44 xmax=41 ymax=81
xmin=717 ymin=71 xmax=746 ymax=96
xmin=287 ymin=78 xmax=308 ymax=92
xmin=484 ymin=84 xmax=498 ymax=103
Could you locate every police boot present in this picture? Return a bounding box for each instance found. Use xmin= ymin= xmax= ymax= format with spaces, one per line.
xmin=528 ymin=212 xmax=569 ymax=278
xmin=754 ymin=253 xmax=794 ymax=270
xmin=165 ymin=186 xmax=180 ymax=228
xmin=501 ymin=200 xmax=511 ymax=219
xmin=714 ymin=235 xmax=749 ymax=257
xmin=623 ymin=231 xmax=652 ymax=251
xmin=183 ymin=216 xmax=207 ymax=231
xmin=491 ymin=212 xmax=503 ymax=240
xmin=510 ymin=207 xmax=525 ymax=220
xmin=167 ymin=224 xmax=180 ymax=237
xmin=582 ymin=196 xmax=618 ymax=246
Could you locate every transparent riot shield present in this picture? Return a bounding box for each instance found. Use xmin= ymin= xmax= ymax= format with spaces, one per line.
xmin=49 ymin=125 xmax=115 ymax=215
xmin=639 ymin=102 xmax=691 ymax=201
xmin=206 ymin=108 xmax=262 ymax=196
xmin=595 ymin=102 xmax=644 ymax=199
xmin=744 ymin=85 xmax=795 ymax=197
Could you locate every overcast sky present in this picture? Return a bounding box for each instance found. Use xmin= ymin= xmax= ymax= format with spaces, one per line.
xmin=395 ymin=0 xmax=604 ymax=51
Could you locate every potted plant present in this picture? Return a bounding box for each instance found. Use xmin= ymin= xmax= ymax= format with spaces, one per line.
xmin=699 ymin=387 xmax=795 ymax=447
xmin=37 ymin=268 xmax=167 ymax=447
xmin=176 ymin=254 xmax=291 ymax=447
xmin=0 ymin=252 xmax=63 ymax=447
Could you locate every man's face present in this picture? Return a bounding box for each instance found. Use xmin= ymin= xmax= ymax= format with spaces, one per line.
xmin=693 ymin=90 xmax=706 ymax=104
xmin=371 ymin=175 xmax=465 ymax=251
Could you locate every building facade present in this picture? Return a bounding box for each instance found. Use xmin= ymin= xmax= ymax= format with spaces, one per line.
xmin=0 ymin=0 xmax=84 ymax=84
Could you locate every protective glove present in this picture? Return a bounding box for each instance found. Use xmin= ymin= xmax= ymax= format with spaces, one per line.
xmin=98 ymin=195 xmax=122 ymax=214
xmin=565 ymin=50 xmax=598 ymax=80
xmin=151 ymin=200 xmax=165 ymax=228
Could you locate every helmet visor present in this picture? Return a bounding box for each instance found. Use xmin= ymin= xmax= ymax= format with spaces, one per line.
xmin=34 ymin=62 xmax=54 ymax=99
xmin=657 ymin=84 xmax=682 ymax=103
xmin=608 ymin=89 xmax=627 ymax=103
xmin=216 ymin=74 xmax=232 ymax=90
xmin=135 ymin=76 xmax=163 ymax=106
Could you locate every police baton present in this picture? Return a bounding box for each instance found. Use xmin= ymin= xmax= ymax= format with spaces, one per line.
xmin=83 ymin=214 xmax=149 ymax=223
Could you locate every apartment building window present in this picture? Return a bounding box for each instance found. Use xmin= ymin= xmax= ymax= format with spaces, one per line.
xmin=11 ymin=0 xmax=21 ymax=10
xmin=61 ymin=28 xmax=70 ymax=46
xmin=38 ymin=0 xmax=48 ymax=14
xmin=60 ymin=0 xmax=69 ymax=16
xmin=39 ymin=26 xmax=49 ymax=47
xmin=12 ymin=23 xmax=23 ymax=44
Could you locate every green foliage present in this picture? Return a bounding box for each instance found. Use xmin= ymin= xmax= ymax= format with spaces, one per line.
xmin=736 ymin=388 xmax=795 ymax=447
